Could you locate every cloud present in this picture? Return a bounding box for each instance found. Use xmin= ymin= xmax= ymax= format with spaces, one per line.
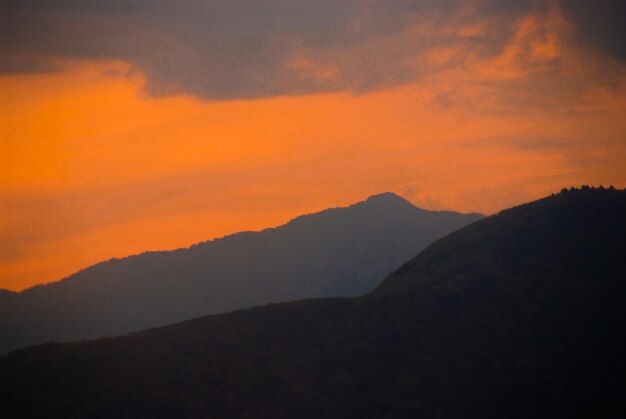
xmin=0 ymin=1 xmax=624 ymax=100
xmin=561 ymin=0 xmax=626 ymax=61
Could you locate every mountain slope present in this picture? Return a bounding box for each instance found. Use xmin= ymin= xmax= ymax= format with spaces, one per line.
xmin=1 ymin=187 xmax=625 ymax=418
xmin=0 ymin=193 xmax=481 ymax=354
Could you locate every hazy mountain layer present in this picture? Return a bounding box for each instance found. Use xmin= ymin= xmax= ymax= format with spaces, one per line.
xmin=0 ymin=193 xmax=481 ymax=354
xmin=1 ymin=187 xmax=624 ymax=418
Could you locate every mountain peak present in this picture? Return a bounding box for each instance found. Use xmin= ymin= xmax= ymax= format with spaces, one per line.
xmin=0 ymin=192 xmax=481 ymax=355
xmin=360 ymin=192 xmax=414 ymax=208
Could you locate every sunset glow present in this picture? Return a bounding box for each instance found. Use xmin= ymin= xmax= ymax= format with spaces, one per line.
xmin=1 ymin=1 xmax=625 ymax=290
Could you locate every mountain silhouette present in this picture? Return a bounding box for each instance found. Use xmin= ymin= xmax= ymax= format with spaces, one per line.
xmin=0 ymin=193 xmax=481 ymax=354
xmin=2 ymin=187 xmax=624 ymax=418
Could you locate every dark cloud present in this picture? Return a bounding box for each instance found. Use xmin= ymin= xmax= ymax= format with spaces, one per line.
xmin=1 ymin=0 xmax=425 ymax=97
xmin=0 ymin=0 xmax=622 ymax=99
xmin=561 ymin=0 xmax=626 ymax=62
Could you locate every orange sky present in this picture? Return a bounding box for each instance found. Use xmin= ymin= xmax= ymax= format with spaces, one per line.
xmin=1 ymin=2 xmax=626 ymax=291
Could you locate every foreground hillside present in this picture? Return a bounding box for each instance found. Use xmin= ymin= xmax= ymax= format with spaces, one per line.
xmin=0 ymin=193 xmax=480 ymax=354
xmin=2 ymin=187 xmax=625 ymax=418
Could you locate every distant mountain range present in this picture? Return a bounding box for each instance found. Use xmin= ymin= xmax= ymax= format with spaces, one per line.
xmin=2 ymin=187 xmax=624 ymax=418
xmin=0 ymin=192 xmax=481 ymax=354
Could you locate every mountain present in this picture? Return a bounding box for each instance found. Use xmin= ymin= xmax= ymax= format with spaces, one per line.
xmin=0 ymin=192 xmax=481 ymax=355
xmin=2 ymin=187 xmax=624 ymax=418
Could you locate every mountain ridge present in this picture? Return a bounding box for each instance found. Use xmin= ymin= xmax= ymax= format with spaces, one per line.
xmin=15 ymin=192 xmax=476 ymax=293
xmin=2 ymin=187 xmax=624 ymax=418
xmin=375 ymin=185 xmax=625 ymax=294
xmin=0 ymin=192 xmax=482 ymax=354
